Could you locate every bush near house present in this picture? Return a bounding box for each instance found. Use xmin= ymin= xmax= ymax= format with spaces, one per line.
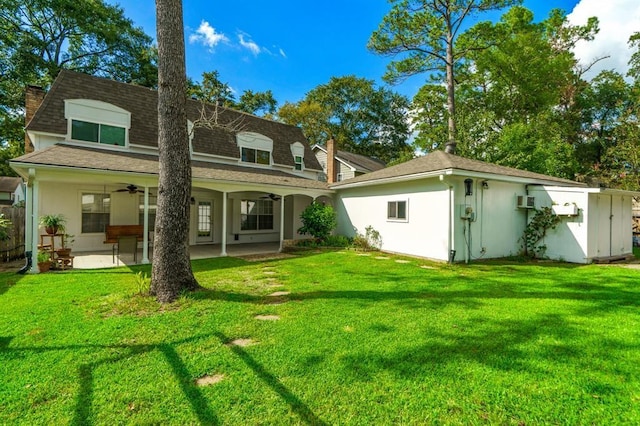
xmin=297 ymin=201 xmax=337 ymax=241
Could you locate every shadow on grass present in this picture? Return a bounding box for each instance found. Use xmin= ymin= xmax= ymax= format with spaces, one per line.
xmin=1 ymin=332 xmax=326 ymax=425
xmin=214 ymin=332 xmax=328 ymax=426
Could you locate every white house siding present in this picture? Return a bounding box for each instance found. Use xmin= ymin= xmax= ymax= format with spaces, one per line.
xmin=336 ymin=179 xmax=452 ymax=261
xmin=528 ymin=187 xmax=633 ymax=263
xmin=450 ymin=178 xmax=527 ymax=262
xmin=529 ymin=187 xmax=590 ymax=263
xmin=284 ymin=194 xmax=315 ymax=240
xmin=314 ymin=149 xmax=355 ymax=182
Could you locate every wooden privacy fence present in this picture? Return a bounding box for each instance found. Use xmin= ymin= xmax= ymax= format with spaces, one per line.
xmin=0 ymin=206 xmax=25 ymax=262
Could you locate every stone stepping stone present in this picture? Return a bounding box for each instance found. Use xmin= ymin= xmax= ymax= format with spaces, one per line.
xmin=420 ymin=265 xmax=435 ymax=269
xmin=255 ymin=314 xmax=280 ymax=321
xmin=356 ymin=253 xmax=371 ymax=256
xmin=395 ymin=259 xmax=410 ymax=264
xmin=228 ymin=338 xmax=256 ymax=347
xmin=375 ymin=256 xmax=390 ymax=260
xmin=268 ymin=291 xmax=290 ymax=297
xmin=263 ymin=271 xmax=277 ymax=275
xmin=195 ymin=374 xmax=225 ymax=387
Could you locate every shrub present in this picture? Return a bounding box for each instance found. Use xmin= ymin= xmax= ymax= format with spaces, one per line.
xmin=297 ymin=202 xmax=337 ymax=241
xmin=352 ymin=226 xmax=382 ymax=251
xmin=134 ymin=271 xmax=151 ymax=296
xmin=321 ymin=235 xmax=351 ymax=247
xmin=0 ymin=214 xmax=11 ymax=241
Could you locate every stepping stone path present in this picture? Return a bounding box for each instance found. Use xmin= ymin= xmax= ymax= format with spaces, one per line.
xmin=263 ymin=271 xmax=277 ymax=275
xmin=375 ymin=256 xmax=390 ymax=260
xmin=395 ymin=259 xmax=410 ymax=264
xmin=255 ymin=314 xmax=280 ymax=321
xmin=356 ymin=253 xmax=371 ymax=256
xmin=228 ymin=338 xmax=256 ymax=347
xmin=268 ymin=291 xmax=290 ymax=297
xmin=420 ymin=265 xmax=435 ymax=269
xmin=195 ymin=374 xmax=225 ymax=387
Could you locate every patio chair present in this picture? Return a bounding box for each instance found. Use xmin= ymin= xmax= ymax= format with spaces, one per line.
xmin=115 ymin=235 xmax=138 ymax=265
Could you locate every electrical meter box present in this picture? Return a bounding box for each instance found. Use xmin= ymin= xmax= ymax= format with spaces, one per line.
xmin=459 ymin=204 xmax=473 ymax=219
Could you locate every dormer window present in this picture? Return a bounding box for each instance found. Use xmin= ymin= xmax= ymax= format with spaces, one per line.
xmin=65 ymin=99 xmax=130 ymax=147
xmin=242 ymin=147 xmax=270 ymax=165
xmin=290 ymin=142 xmax=305 ymax=172
xmin=71 ymin=120 xmax=126 ymax=146
xmin=237 ymin=132 xmax=273 ymax=167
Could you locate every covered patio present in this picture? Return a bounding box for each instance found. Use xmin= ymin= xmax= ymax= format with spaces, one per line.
xmin=72 ymin=242 xmax=283 ymax=269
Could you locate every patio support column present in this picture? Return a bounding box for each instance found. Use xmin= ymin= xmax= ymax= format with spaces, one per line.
xmin=220 ymin=191 xmax=227 ymax=256
xmin=30 ymin=179 xmax=40 ymax=273
xmin=142 ymin=187 xmax=150 ymax=264
xmin=279 ymin=196 xmax=285 ymax=252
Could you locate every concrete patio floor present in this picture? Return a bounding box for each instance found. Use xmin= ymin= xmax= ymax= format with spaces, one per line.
xmin=72 ymin=242 xmax=282 ymax=269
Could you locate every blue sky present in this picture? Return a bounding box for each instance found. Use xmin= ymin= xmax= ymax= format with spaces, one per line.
xmin=114 ymin=0 xmax=637 ymax=105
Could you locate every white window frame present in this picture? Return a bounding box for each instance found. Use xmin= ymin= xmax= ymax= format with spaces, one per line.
xmin=65 ymin=99 xmax=130 ymax=148
xmin=294 ymin=155 xmax=303 ymax=171
xmin=387 ymin=200 xmax=408 ymax=222
xmin=237 ymin=132 xmax=273 ymax=167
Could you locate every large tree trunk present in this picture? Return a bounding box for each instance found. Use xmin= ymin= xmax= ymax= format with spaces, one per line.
xmin=445 ymin=33 xmax=457 ymax=155
xmin=150 ymin=0 xmax=199 ymax=302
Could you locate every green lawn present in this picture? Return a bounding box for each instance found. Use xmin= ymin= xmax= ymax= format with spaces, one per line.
xmin=1 ymin=251 xmax=639 ymax=425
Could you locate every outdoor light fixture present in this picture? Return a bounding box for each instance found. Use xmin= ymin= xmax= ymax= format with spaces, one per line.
xmin=482 ymin=180 xmax=489 ymax=189
xmin=464 ymin=178 xmax=473 ymax=196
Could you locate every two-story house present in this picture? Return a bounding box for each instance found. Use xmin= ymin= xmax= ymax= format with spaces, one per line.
xmin=11 ymin=70 xmax=333 ymax=270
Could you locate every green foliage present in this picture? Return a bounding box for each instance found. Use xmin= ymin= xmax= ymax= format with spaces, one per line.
xmin=0 ymin=0 xmax=157 ymax=168
xmin=278 ymin=75 xmax=411 ymax=164
xmin=297 ymin=202 xmax=337 ymax=241
xmin=134 ymin=271 xmax=151 ymax=296
xmin=0 ymin=214 xmax=11 ymax=241
xmin=237 ymin=89 xmax=278 ymax=117
xmin=521 ymin=207 xmax=561 ymax=258
xmin=38 ymin=214 xmax=66 ymax=232
xmin=295 ymin=235 xmax=351 ymax=248
xmin=352 ymin=225 xmax=383 ymax=251
xmin=36 ymin=250 xmax=50 ymax=263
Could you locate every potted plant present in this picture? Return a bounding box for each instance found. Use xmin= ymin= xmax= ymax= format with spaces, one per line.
xmin=56 ymin=234 xmax=74 ymax=257
xmin=39 ymin=214 xmax=66 ymax=235
xmin=37 ymin=250 xmax=52 ymax=273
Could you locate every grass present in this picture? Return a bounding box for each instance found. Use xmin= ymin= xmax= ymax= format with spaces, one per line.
xmin=1 ymin=251 xmax=640 ymax=425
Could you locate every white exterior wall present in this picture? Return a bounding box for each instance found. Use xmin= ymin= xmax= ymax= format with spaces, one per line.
xmin=529 ymin=187 xmax=590 ymax=263
xmin=336 ymin=179 xmax=451 ymax=261
xmin=450 ymin=178 xmax=527 ymax=262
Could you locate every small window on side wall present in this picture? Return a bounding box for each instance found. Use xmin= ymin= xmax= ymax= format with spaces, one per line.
xmin=294 ymin=155 xmax=303 ymax=171
xmin=387 ymin=200 xmax=407 ymax=221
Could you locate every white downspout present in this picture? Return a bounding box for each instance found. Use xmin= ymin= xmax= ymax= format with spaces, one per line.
xmin=220 ymin=191 xmax=227 ymax=256
xmin=142 ymin=186 xmax=150 ymax=264
xmin=30 ymin=178 xmax=40 ymax=273
xmin=440 ymin=175 xmax=455 ymax=263
xmin=279 ymin=196 xmax=285 ymax=252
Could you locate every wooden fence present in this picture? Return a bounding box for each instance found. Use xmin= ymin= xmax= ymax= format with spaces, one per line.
xmin=0 ymin=206 xmax=25 ymax=261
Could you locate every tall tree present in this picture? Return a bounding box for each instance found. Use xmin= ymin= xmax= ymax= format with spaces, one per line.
xmin=0 ymin=0 xmax=157 ymax=174
xmin=150 ymin=0 xmax=199 ymax=302
xmin=187 ymin=70 xmax=235 ymax=106
xmin=369 ymin=0 xmax=521 ymax=154
xmin=237 ymin=89 xmax=278 ymax=117
xmin=279 ymin=76 xmax=411 ymax=164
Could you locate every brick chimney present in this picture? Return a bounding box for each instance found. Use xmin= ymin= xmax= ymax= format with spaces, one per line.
xmin=326 ymin=138 xmax=336 ymax=184
xmin=25 ymin=85 xmax=46 ymax=154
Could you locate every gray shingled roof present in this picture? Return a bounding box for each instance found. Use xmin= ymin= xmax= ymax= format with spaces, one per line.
xmin=12 ymin=144 xmax=330 ymax=191
xmin=0 ymin=176 xmax=22 ymax=193
xmin=335 ymin=150 xmax=385 ymax=173
xmin=26 ymin=70 xmax=322 ymax=170
xmin=331 ymin=150 xmax=583 ymax=187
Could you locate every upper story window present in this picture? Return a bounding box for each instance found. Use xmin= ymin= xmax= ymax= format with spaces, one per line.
xmin=242 ymin=147 xmax=270 ymax=165
xmin=290 ymin=142 xmax=305 ymax=171
xmin=65 ymin=99 xmax=130 ymax=147
xmin=237 ymin=132 xmax=273 ymax=166
xmin=71 ymin=120 xmax=126 ymax=146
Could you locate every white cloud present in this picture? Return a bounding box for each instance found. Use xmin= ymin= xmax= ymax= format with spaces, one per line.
xmin=567 ymin=0 xmax=640 ymax=78
xmin=279 ymin=48 xmax=287 ymax=58
xmin=189 ymin=21 xmax=228 ymax=49
xmin=238 ymin=34 xmax=261 ymax=55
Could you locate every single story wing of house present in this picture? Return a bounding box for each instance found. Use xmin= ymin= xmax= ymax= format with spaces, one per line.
xmin=9 ymin=70 xmax=639 ymax=271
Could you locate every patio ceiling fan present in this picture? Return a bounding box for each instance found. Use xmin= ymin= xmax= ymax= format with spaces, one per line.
xmin=115 ymin=184 xmax=147 ymax=195
xmin=261 ymin=193 xmax=281 ymax=201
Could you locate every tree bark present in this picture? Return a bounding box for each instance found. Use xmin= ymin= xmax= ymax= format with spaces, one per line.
xmin=445 ymin=23 xmax=457 ymax=154
xmin=150 ymin=0 xmax=199 ymax=302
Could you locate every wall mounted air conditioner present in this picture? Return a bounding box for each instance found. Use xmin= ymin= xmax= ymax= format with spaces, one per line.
xmin=517 ymin=195 xmax=535 ymax=209
xmin=552 ymin=204 xmax=579 ymax=216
